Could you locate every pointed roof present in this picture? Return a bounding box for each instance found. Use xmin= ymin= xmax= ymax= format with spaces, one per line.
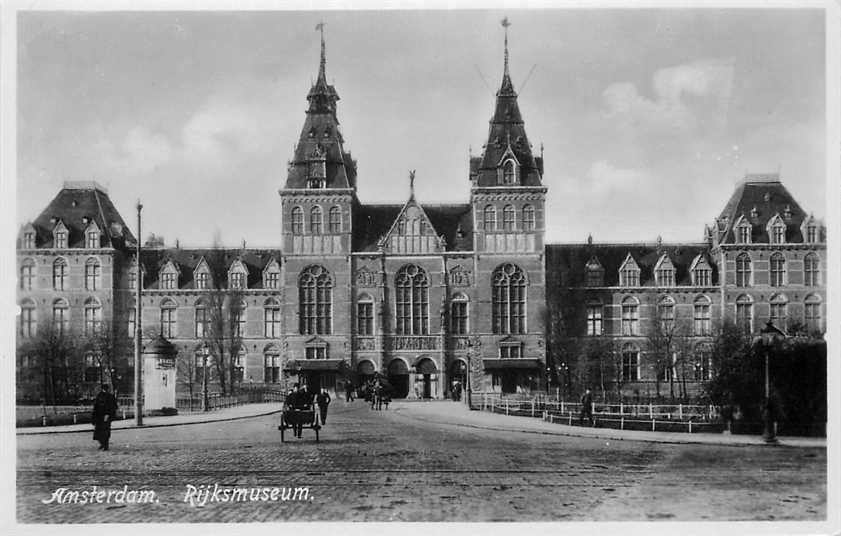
xmin=353 ymin=203 xmax=473 ymax=252
xmin=473 ymin=20 xmax=543 ymax=188
xmin=379 ymin=195 xmax=444 ymax=254
xmin=284 ymin=25 xmax=357 ymax=190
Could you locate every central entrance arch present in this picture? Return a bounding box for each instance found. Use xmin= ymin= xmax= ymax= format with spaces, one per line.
xmin=449 ymin=359 xmax=467 ymax=401
xmin=414 ymin=357 xmax=438 ymax=399
xmin=387 ymin=359 xmax=410 ymax=399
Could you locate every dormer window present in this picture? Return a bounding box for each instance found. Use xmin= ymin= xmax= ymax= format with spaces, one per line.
xmin=734 ymin=216 xmax=752 ymax=244
xmin=228 ymin=259 xmax=248 ymax=289
xmin=161 ymin=272 xmax=177 ymax=290
xmin=22 ymin=231 xmax=35 ymax=249
xmin=84 ymin=221 xmax=101 ymax=249
xmin=502 ymin=160 xmax=516 ymax=185
xmin=618 ymin=254 xmax=640 ymax=287
xmin=263 ymin=259 xmax=281 ymax=289
xmin=307 ymin=145 xmax=326 ymax=188
xmin=53 ymin=221 xmax=68 ymax=248
xmin=195 ymin=272 xmax=209 ymax=290
xmin=693 ymin=266 xmax=711 ymax=287
xmin=654 ymin=254 xmax=675 ymax=287
xmin=584 ymin=257 xmax=604 ymax=287
xmin=230 ymin=272 xmax=245 ymax=289
xmin=806 ymin=225 xmax=817 ymax=243
xmin=767 ymin=214 xmax=786 ymax=244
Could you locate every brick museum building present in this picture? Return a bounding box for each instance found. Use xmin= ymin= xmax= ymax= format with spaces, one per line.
xmin=16 ymin=30 xmax=826 ymax=401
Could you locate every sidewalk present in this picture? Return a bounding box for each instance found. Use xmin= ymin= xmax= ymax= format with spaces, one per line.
xmin=16 ymin=402 xmax=283 ymax=435
xmin=390 ymin=401 xmax=826 ymax=448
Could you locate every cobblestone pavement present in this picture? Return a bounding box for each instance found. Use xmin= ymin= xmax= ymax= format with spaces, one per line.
xmin=16 ymin=401 xmax=826 ymax=523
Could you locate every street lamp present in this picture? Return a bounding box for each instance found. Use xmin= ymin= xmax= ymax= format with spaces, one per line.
xmin=465 ymin=340 xmax=473 ymax=409
xmin=757 ymin=320 xmax=786 ymax=444
xmin=201 ymin=343 xmax=209 ymax=412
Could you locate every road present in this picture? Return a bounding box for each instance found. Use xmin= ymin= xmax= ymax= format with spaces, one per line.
xmin=16 ymin=401 xmax=826 ymax=522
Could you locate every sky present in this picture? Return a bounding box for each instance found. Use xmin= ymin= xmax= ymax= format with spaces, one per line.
xmin=16 ymin=8 xmax=827 ymax=247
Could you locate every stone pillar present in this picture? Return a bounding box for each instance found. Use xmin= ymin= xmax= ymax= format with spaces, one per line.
xmin=142 ymin=335 xmax=178 ymax=413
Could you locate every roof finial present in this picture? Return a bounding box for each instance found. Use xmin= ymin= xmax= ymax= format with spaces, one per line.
xmin=315 ymin=21 xmax=326 ymax=83
xmin=501 ymin=17 xmax=511 ymax=78
xmin=409 ymin=169 xmax=416 ymax=197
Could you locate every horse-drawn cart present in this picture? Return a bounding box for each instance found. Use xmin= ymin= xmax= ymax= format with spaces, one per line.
xmin=278 ymin=406 xmax=321 ymax=442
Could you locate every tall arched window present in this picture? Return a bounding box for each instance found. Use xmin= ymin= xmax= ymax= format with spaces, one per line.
xmin=195 ymin=299 xmax=208 ymax=338
xmin=299 ymin=266 xmax=332 ymax=335
xmin=621 ymin=343 xmax=640 ymax=381
xmin=329 ymin=206 xmax=342 ymax=233
xmin=450 ymin=292 xmax=469 ymax=335
xmin=735 ymin=295 xmax=753 ymax=333
xmin=160 ymin=298 xmax=177 ymax=338
xmin=85 ymin=258 xmax=101 ymax=291
xmin=84 ymin=298 xmax=102 ymax=335
xmin=769 ymin=253 xmax=786 ymax=287
xmin=356 ymin=293 xmax=374 ymax=336
xmin=769 ymin=294 xmax=787 ymax=328
xmin=586 ymin=300 xmax=603 ymax=336
xmin=693 ymin=295 xmax=711 ymax=336
xmin=735 ymin=253 xmax=751 ymax=287
xmin=53 ymin=298 xmax=69 ymax=336
xmin=20 ymin=258 xmax=35 ymax=291
xmin=264 ymin=344 xmax=281 ymax=383
xmin=492 ymin=263 xmax=527 ymax=334
xmin=291 ymin=206 xmax=304 ymax=234
xmin=310 ymin=206 xmax=323 ymax=234
xmin=804 ymin=253 xmax=820 ymax=287
xmin=53 ymin=258 xmax=68 ymax=291
xmin=484 ymin=205 xmax=497 ymax=231
xmin=502 ymin=159 xmax=516 ymax=185
xmin=264 ymin=298 xmax=281 ymax=338
xmin=657 ymin=296 xmax=675 ymax=332
xmin=804 ymin=294 xmax=822 ymax=333
xmin=502 ymin=205 xmax=516 ymax=231
xmin=621 ymin=296 xmax=640 ymax=336
xmin=522 ymin=204 xmax=535 ymax=231
xmin=395 ymin=265 xmax=429 ymax=335
xmin=20 ymin=298 xmax=36 ymax=338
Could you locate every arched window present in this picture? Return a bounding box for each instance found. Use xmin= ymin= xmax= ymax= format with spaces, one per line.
xmin=804 ymin=253 xmax=820 ymax=287
xmin=291 ymin=206 xmax=304 ymax=235
xmin=232 ymin=300 xmax=247 ymax=337
xmin=586 ymin=301 xmax=603 ymax=336
xmin=195 ymin=299 xmax=208 ymax=338
xmin=357 ymin=293 xmax=374 ymax=336
xmin=450 ymin=292 xmax=469 ymax=335
xmin=329 ymin=206 xmax=342 ymax=233
xmin=53 ymin=258 xmax=68 ymax=291
xmin=264 ymin=345 xmax=281 ymax=383
xmin=52 ymin=298 xmax=69 ymax=336
xmin=657 ymin=296 xmax=675 ymax=332
xmin=502 ymin=159 xmax=516 ymax=185
xmin=693 ymin=295 xmax=712 ymax=336
xmin=769 ymin=253 xmax=786 ymax=287
xmin=84 ymin=298 xmax=102 ymax=336
xmin=484 ymin=205 xmax=497 ymax=231
xmin=299 ymin=266 xmax=332 ymax=335
xmin=264 ymin=298 xmax=281 ymax=338
xmin=85 ymin=258 xmax=101 ymax=291
xmin=621 ymin=296 xmax=640 ymax=336
xmin=694 ymin=343 xmax=713 ymax=381
xmin=20 ymin=258 xmax=35 ymax=291
xmin=395 ymin=265 xmax=429 ymax=335
xmin=522 ymin=204 xmax=535 ymax=231
xmin=20 ymin=298 xmax=36 ymax=338
xmin=621 ymin=343 xmax=640 ymax=382
xmin=310 ymin=206 xmax=323 ymax=235
xmin=233 ymin=347 xmax=246 ymax=384
xmin=492 ymin=263 xmax=527 ymax=334
xmin=804 ymin=294 xmax=822 ymax=333
xmin=502 ymin=205 xmax=516 ymax=231
xmin=769 ymin=294 xmax=787 ymax=328
xmin=84 ymin=352 xmax=101 ymax=383
xmin=735 ymin=295 xmax=753 ymax=333
xmin=160 ymin=298 xmax=177 ymax=338
xmin=735 ymin=253 xmax=751 ymax=287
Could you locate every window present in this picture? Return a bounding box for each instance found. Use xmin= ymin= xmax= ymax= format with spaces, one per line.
xmin=585 ymin=258 xmax=603 ymax=287
xmin=230 ymin=272 xmax=245 ymax=289
xmin=52 ymin=299 xmax=69 ymax=336
xmin=85 ymin=258 xmax=101 ymax=291
xmin=694 ymin=344 xmax=713 ymax=381
xmin=492 ymin=263 xmax=527 ymax=334
xmin=128 ymin=269 xmax=138 ymax=290
xmin=522 ymin=204 xmax=535 ymax=231
xmin=621 ymin=344 xmax=639 ymax=382
xmin=484 ymin=205 xmax=497 ymax=231
xmin=806 ymin=225 xmax=818 ymax=243
xmin=128 ymin=308 xmax=136 ymax=339
xmin=771 ymin=224 xmax=785 ymax=244
xmin=502 ymin=160 xmax=516 ymax=185
xmin=291 ymin=207 xmax=304 ymax=235
xmin=299 ymin=265 xmax=332 ymax=335
xmin=658 ymin=296 xmax=675 ymax=332
xmin=396 ymin=264 xmax=429 ymax=335
xmin=265 ymin=270 xmax=280 ymax=289
xmin=502 ymin=205 xmax=516 ymax=231
xmin=357 ymin=295 xmax=374 ymax=336
xmin=737 ymin=223 xmax=751 ymax=244
xmin=54 ymin=229 xmax=67 ymax=248
xmin=769 ymin=253 xmax=786 ymax=287
xmin=20 ymin=299 xmax=36 ymax=338
xmin=233 ymin=302 xmax=246 ymax=337
xmin=620 ymin=266 xmax=639 ymax=287
xmin=84 ymin=298 xmax=102 ymax=335
xmin=20 ymin=258 xmax=35 ymax=290
xmin=735 ymin=253 xmax=751 ymax=287
xmin=264 ymin=299 xmax=281 ymax=338
xmin=769 ymin=294 xmax=787 ymax=328
xmin=656 ymin=267 xmax=674 ymax=287
xmin=160 ymin=298 xmax=177 ymax=338
xmin=804 ymin=295 xmax=822 ymax=333
xmin=451 ymin=293 xmax=469 ymax=335
xmin=735 ymin=295 xmax=753 ymax=333
xmin=310 ymin=206 xmax=323 ymax=234
xmin=53 ymin=258 xmax=68 ymax=291
xmin=693 ymin=266 xmax=711 ymax=287
xmin=86 ymin=230 xmax=100 ymax=249
xmin=621 ymin=296 xmax=639 ymax=336
xmin=804 ymin=253 xmax=820 ymax=287
xmin=264 ymin=349 xmax=281 ymax=383
xmin=329 ymin=206 xmax=342 ymax=233
xmin=499 ymin=344 xmax=522 ymax=359
xmin=22 ymin=232 xmax=35 ymax=249
xmin=85 ymin=353 xmax=101 ymax=383
xmin=306 ymin=346 xmax=327 ymax=360
xmin=161 ymin=272 xmax=177 ymax=290
xmin=195 ymin=301 xmax=208 ymax=338
xmin=586 ymin=302 xmax=603 ymax=336
xmin=194 ymin=350 xmax=207 ymax=384
xmin=195 ymin=271 xmax=209 ymax=290
xmin=693 ymin=296 xmax=712 ymax=336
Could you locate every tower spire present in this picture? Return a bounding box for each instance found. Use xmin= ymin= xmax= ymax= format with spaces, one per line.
xmin=502 ymin=17 xmax=511 ymax=79
xmin=498 ymin=17 xmax=516 ymax=96
xmin=316 ymin=21 xmax=326 ymax=84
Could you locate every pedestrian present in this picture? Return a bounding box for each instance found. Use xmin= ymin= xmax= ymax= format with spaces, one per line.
xmin=284 ymin=384 xmax=307 ymax=438
xmin=92 ymin=384 xmax=118 ymax=451
xmin=345 ymin=381 xmax=354 ymax=402
xmin=316 ymin=389 xmax=331 ymax=424
xmin=580 ymin=389 xmax=594 ymax=426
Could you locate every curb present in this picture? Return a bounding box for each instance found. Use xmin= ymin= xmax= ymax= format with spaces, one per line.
xmin=391 ymin=408 xmax=825 ymax=448
xmin=16 ymin=407 xmax=284 ymax=436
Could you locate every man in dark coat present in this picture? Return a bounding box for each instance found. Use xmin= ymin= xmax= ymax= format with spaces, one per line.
xmin=284 ymin=384 xmax=305 ymax=438
xmin=345 ymin=382 xmax=354 ymax=402
xmin=316 ymin=389 xmax=331 ymax=424
xmin=580 ymin=389 xmax=594 ymax=426
xmin=92 ymin=384 xmax=118 ymax=451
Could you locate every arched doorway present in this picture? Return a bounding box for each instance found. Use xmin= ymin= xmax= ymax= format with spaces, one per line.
xmin=414 ymin=357 xmax=438 ymax=399
xmin=356 ymin=360 xmax=376 ymax=394
xmin=387 ymin=359 xmax=410 ymax=399
xmin=449 ymin=359 xmax=467 ymax=401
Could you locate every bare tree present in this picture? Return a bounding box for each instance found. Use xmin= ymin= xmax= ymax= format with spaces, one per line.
xmin=202 ymin=247 xmax=245 ymax=396
xmin=17 ymin=322 xmax=80 ymax=405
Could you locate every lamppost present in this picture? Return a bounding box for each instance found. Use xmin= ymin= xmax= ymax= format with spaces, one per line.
xmin=546 ymin=366 xmax=552 ymax=401
xmin=465 ymin=340 xmax=473 ymax=409
xmin=201 ymin=343 xmax=209 ymax=412
xmin=134 ymin=200 xmax=143 ymax=426
xmin=757 ymin=320 xmax=786 ymax=444
xmin=559 ymin=362 xmax=569 ymax=401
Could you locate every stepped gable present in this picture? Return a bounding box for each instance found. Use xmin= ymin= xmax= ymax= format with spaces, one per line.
xmin=139 ymin=248 xmax=282 ymax=290
xmin=353 ymin=203 xmax=473 ymax=252
xmin=717 ymin=174 xmax=808 ymax=244
xmin=29 ymin=181 xmax=134 ymax=249
xmin=546 ymin=243 xmax=717 ymax=288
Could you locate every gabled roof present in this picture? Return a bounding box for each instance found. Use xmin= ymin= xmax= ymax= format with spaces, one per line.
xmin=379 ymin=196 xmax=444 ymax=253
xmin=353 ymin=203 xmax=473 ymax=252
xmin=139 ymin=248 xmax=283 ymax=290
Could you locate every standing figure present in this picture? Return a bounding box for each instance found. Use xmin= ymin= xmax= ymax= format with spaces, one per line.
xmin=92 ymin=384 xmax=118 ymax=451
xmin=345 ymin=381 xmax=354 ymax=402
xmin=316 ymin=389 xmax=332 ymax=424
xmin=580 ymin=389 xmax=594 ymax=426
